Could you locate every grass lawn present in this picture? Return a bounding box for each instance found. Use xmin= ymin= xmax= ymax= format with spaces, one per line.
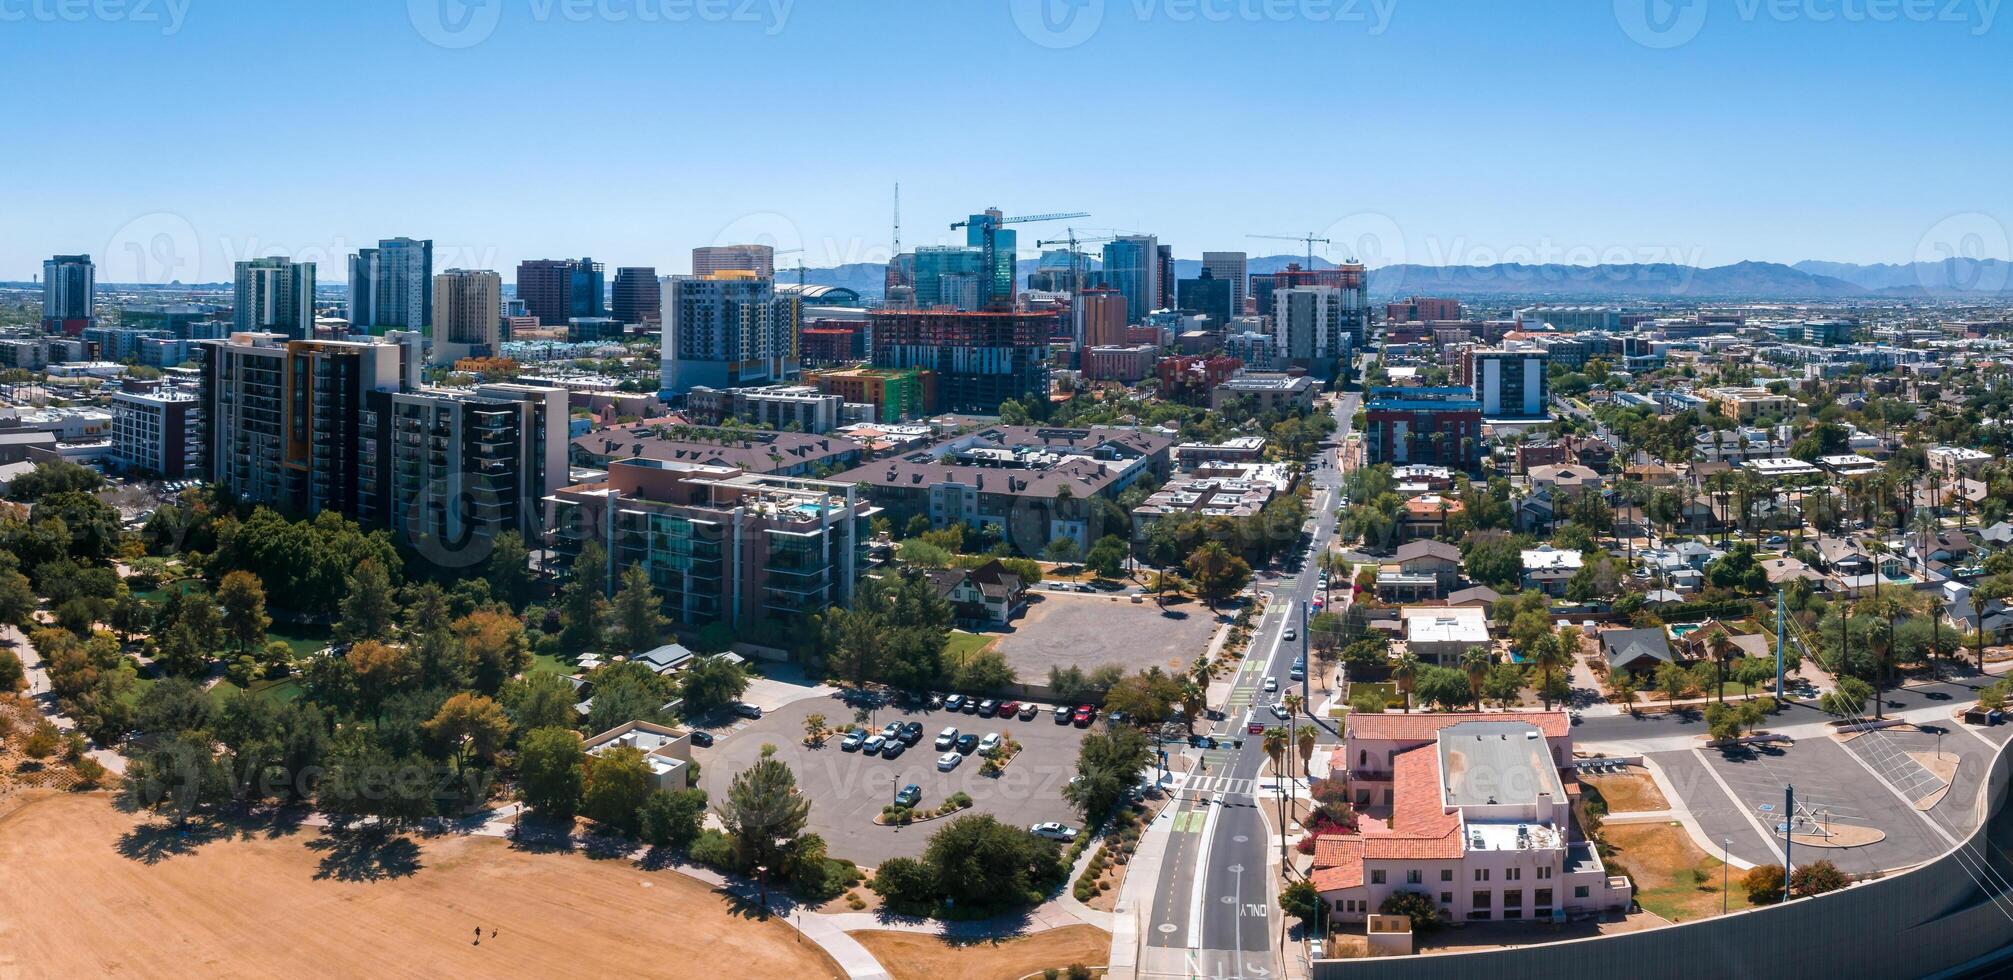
xmin=264 ymin=621 xmax=334 ymax=659
xmin=1603 ymin=821 xmax=1757 ymax=922
xmin=528 ymin=652 xmax=575 ymax=677
xmin=1351 ymin=681 xmax=1400 ymax=709
xmin=943 ymin=630 xmax=996 ymax=665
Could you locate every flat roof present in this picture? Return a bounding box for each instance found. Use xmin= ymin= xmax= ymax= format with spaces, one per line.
xmin=1438 ymin=721 xmax=1562 ymax=808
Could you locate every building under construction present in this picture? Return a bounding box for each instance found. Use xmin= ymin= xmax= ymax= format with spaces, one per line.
xmin=868 ymin=309 xmax=1056 ymax=414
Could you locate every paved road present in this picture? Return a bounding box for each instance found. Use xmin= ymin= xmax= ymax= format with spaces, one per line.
xmin=1139 ymin=390 xmax=1357 ymax=978
xmin=1577 ymin=675 xmax=1996 ymax=748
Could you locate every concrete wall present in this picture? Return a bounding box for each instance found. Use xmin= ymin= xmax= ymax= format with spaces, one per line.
xmin=1316 ymin=733 xmax=2013 ymax=980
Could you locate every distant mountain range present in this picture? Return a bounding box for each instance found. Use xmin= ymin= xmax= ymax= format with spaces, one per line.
xmin=791 ymin=255 xmax=2013 ymax=302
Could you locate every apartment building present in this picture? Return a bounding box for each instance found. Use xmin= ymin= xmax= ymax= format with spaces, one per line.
xmin=358 ymin=382 xmax=569 ymax=545
xmin=546 ymin=456 xmax=876 ymax=628
xmin=109 ymin=385 xmax=203 ymax=479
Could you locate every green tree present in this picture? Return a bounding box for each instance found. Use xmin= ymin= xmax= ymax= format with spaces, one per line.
xmin=1185 ymin=541 xmax=1252 ymax=610
xmin=715 ymin=744 xmax=812 ymax=872
xmin=486 ymin=529 xmax=536 ymax=608
xmin=582 ymin=744 xmax=654 ymax=834
xmin=560 ymin=542 xmax=608 ymax=654
xmin=1392 ymin=653 xmax=1422 ymax=713
xmin=921 ymin=813 xmax=1058 ymax=911
xmin=1085 ymin=535 xmax=1129 ymax=579
xmin=123 ymin=733 xmax=228 ymax=825
xmin=1043 ymin=536 xmax=1083 ymax=567
xmin=336 ymin=559 xmax=399 ymax=644
xmin=638 ymin=788 xmax=708 ymax=847
xmin=216 ymin=570 xmax=270 ymax=656
xmin=1062 ymin=725 xmax=1152 ymax=821
xmin=501 ymin=671 xmax=579 ymax=732
xmin=518 ymin=725 xmax=587 ymax=821
xmin=423 ymin=692 xmax=512 ymax=774
xmin=678 ymin=653 xmax=751 ymax=717
xmin=607 ymin=565 xmax=665 ymax=655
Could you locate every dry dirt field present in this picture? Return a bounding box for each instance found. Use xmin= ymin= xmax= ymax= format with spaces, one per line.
xmin=0 ymin=793 xmax=842 ymax=980
xmin=853 ymin=924 xmax=1111 ymax=980
xmin=1584 ymin=769 xmax=1671 ymax=812
xmin=1603 ymin=821 xmax=1756 ymax=923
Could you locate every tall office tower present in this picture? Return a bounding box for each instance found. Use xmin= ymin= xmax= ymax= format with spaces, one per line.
xmin=692 ymin=244 xmax=775 ymax=279
xmin=659 ymin=272 xmax=798 ymax=394
xmin=612 ymin=266 xmax=662 ymax=325
xmin=347 ymin=237 xmax=433 ymax=333
xmin=868 ymin=309 xmax=1055 ymax=413
xmin=962 ymin=209 xmax=1019 ymax=308
xmin=911 ymin=246 xmax=986 ymax=310
xmin=1176 ymin=267 xmax=1233 ymax=332
xmin=41 ymin=254 xmax=95 ymax=335
xmin=937 ymin=273 xmax=980 ymax=313
xmin=1201 ymin=251 xmax=1248 ymax=314
xmin=1078 ymin=287 xmax=1129 ymax=369
xmin=431 ymin=268 xmax=504 ymax=365
xmin=358 ymin=382 xmax=569 ymax=544
xmin=1155 ymin=244 xmax=1174 ymax=311
xmin=233 ymin=258 xmax=317 ymax=340
xmin=1252 ymin=263 xmax=1368 ymax=354
xmin=1271 ymin=285 xmax=1352 ymax=378
xmin=885 ymin=252 xmax=915 ymax=293
xmin=198 ymin=333 xmax=402 ymax=514
xmin=1100 ymin=235 xmax=1160 ymax=325
xmin=516 ymin=258 xmax=604 ymax=325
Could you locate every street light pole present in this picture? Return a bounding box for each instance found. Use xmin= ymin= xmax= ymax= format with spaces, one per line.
xmin=1722 ymin=837 xmax=1730 ymax=915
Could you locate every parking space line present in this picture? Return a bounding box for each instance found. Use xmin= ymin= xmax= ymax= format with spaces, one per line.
xmin=1691 ymin=747 xmax=1787 ymax=862
xmin=1836 ymin=732 xmax=1960 ymax=849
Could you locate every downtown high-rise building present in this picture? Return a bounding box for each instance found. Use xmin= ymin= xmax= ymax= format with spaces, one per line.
xmin=1100 ymin=235 xmax=1159 ymax=325
xmin=868 ymin=308 xmax=1055 ymax=413
xmin=659 ymin=272 xmax=798 ymax=394
xmin=233 ymin=258 xmax=317 ymax=340
xmin=432 ymin=268 xmax=503 ymax=364
xmin=1078 ymin=287 xmax=1129 ymax=368
xmin=41 ymin=254 xmax=95 ymax=335
xmin=1177 ymin=268 xmax=1233 ymax=332
xmin=961 ymin=209 xmax=1019 ymax=309
xmin=347 ymin=237 xmax=433 ymax=333
xmin=911 ymin=246 xmax=986 ymax=310
xmin=1155 ymin=244 xmax=1174 ymax=311
xmin=516 ymin=258 xmax=604 ymax=326
xmin=612 ymin=267 xmax=662 ymax=325
xmin=1201 ymin=251 xmax=1248 ymax=314
xmin=693 ymin=244 xmax=775 ymax=279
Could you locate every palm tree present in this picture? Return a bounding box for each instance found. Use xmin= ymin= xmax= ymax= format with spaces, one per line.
xmin=1295 ymin=724 xmax=1319 ymax=787
xmin=1531 ymin=636 xmax=1568 ymax=710
xmin=1263 ymin=726 xmax=1289 ymax=864
xmin=1708 ymin=629 xmax=1736 ymax=704
xmin=1179 ymin=680 xmax=1206 ymax=735
xmin=1392 ymin=653 xmax=1422 ymax=714
xmin=1460 ymin=646 xmax=1492 ymax=710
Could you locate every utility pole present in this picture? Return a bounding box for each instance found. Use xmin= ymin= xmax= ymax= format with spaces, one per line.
xmin=1775 ymin=588 xmax=1786 ymax=703
xmin=1782 ymin=784 xmax=1795 ymax=905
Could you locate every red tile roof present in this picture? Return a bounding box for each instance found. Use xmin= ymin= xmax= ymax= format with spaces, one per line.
xmin=1362 ymin=745 xmax=1463 ymax=861
xmin=1310 ymin=836 xmax=1365 ymax=892
xmin=1347 ymin=710 xmax=1569 ymax=742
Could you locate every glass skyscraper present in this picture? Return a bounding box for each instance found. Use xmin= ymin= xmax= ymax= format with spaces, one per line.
xmin=1100 ymin=235 xmax=1159 ymax=325
xmin=911 ymin=246 xmax=985 ymax=310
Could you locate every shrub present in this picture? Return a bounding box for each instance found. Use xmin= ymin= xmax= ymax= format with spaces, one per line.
xmin=1744 ymin=863 xmax=1786 ymax=905
xmin=1067 ymin=964 xmax=1093 ymax=980
xmin=22 ymin=719 xmax=61 ymax=759
xmin=1791 ymin=860 xmax=1848 ymax=897
xmin=870 ymin=856 xmax=938 ymax=908
xmin=1377 ymin=890 xmax=1441 ymax=932
xmin=689 ymin=829 xmax=738 ymax=872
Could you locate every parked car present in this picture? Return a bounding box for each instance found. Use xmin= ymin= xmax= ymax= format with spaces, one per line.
xmin=1030 ymin=822 xmax=1078 ymax=842
xmin=955 ymin=733 xmax=980 ymax=754
xmin=881 ymin=723 xmax=902 ymax=742
xmin=1018 ymin=702 xmax=1039 ymax=720
xmin=937 ymin=751 xmax=962 ymax=771
xmin=881 ymin=740 xmax=906 ymax=760
xmin=899 ymin=721 xmax=924 ymax=745
xmin=841 ymin=729 xmax=867 ymax=751
xmin=1053 ymin=704 xmax=1074 ymax=724
xmin=976 ymin=698 xmax=998 ymax=715
xmin=960 ymin=698 xmax=980 ymax=714
xmin=944 ymin=694 xmax=966 ymax=712
xmin=935 ymin=727 xmax=960 ymax=750
xmin=1073 ymin=705 xmax=1095 ymax=727
xmin=978 ymin=732 xmax=1003 ymax=754
xmin=689 ymin=731 xmax=714 ymax=748
xmin=998 ymin=700 xmax=1020 ymax=718
xmin=863 ymin=735 xmax=886 ymax=755
xmin=731 ymin=703 xmax=763 ymax=719
xmin=895 ymin=784 xmax=922 ymax=808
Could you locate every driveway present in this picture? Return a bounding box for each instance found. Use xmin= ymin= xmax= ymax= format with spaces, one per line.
xmin=696 ymin=691 xmax=1099 ymax=865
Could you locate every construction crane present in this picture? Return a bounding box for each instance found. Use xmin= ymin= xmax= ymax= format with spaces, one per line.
xmin=951 ymin=209 xmax=1090 ymax=307
xmin=1247 ymin=232 xmax=1332 ymax=268
xmin=1035 ymin=228 xmax=1120 ymax=296
xmin=772 ymin=247 xmax=807 ymax=287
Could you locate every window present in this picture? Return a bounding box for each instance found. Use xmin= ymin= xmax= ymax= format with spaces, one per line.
xmin=1506 ymin=867 xmax=1521 ymax=881
xmin=1535 ymin=888 xmax=1553 ymax=912
xmin=1469 ymin=891 xmax=1492 ymax=920
xmin=1440 ymin=892 xmax=1453 ymax=905
xmin=1574 ymin=885 xmax=1590 ymax=899
xmin=1359 ymin=750 xmax=1367 ymax=767
xmin=1504 ymin=889 xmax=1523 ymax=918
xmin=1406 ymin=870 xmax=1422 ymax=885
xmin=1474 ymin=869 xmax=1489 ymax=882
xmin=1538 ymin=866 xmax=1552 ymax=879
xmin=1440 ymin=869 xmax=1453 ymax=882
xmin=1371 ymin=870 xmax=1385 ymax=885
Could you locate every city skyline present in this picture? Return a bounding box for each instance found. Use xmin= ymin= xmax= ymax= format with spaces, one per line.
xmin=6 ymin=2 xmax=2009 ymax=282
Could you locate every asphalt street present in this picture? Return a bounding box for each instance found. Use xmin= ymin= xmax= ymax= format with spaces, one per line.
xmin=1141 ymin=389 xmax=1357 ymax=978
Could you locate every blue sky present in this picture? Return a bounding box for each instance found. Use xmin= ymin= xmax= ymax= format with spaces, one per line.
xmin=3 ymin=0 xmax=2008 ymax=282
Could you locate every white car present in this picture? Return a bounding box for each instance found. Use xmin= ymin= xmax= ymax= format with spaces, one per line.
xmin=937 ymin=750 xmax=963 ymax=771
xmin=978 ymin=732 xmax=1003 ymax=754
xmin=1270 ymin=702 xmax=1291 ymax=720
xmin=1263 ymin=676 xmax=1278 ymax=693
xmin=863 ymin=735 xmax=887 ymax=755
xmin=934 ymin=727 xmax=959 ymax=751
xmin=1031 ymin=822 xmax=1078 ymax=842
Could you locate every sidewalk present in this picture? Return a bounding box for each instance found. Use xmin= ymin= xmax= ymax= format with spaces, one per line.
xmin=2 ymin=622 xmax=126 ymax=775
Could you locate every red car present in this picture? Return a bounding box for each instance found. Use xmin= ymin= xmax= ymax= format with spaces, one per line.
xmin=1073 ymin=705 xmax=1095 ymax=727
xmin=997 ymin=700 xmax=1020 ymax=718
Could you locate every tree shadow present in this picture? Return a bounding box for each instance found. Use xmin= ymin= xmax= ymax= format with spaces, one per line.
xmin=505 ymin=817 xmax=578 ymax=855
xmin=116 ymin=819 xmax=230 ymax=865
xmin=307 ymin=828 xmax=422 ymax=882
xmin=580 ymin=833 xmax=636 ymax=861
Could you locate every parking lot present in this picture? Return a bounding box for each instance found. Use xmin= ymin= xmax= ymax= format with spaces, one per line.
xmin=993 ymin=592 xmax=1224 ymax=679
xmin=1649 ymin=726 xmax=1987 ymax=874
xmin=695 ymin=690 xmax=1100 ymax=865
